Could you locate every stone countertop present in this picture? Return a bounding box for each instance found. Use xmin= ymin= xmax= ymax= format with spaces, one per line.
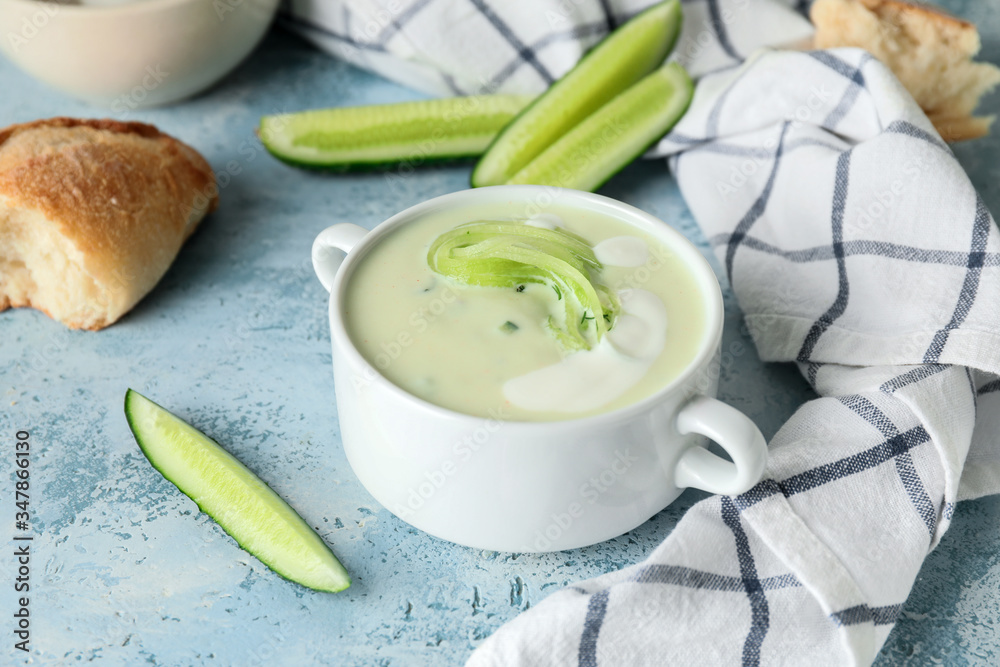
xmin=1 ymin=7 xmax=998 ymax=665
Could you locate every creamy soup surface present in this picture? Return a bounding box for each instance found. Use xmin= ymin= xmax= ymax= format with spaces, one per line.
xmin=344 ymin=203 xmax=706 ymax=421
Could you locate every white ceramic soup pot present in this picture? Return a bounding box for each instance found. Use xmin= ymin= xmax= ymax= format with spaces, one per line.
xmin=312 ymin=186 xmax=766 ymax=553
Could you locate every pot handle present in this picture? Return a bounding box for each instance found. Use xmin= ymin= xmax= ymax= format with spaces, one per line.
xmin=673 ymin=395 xmax=767 ymax=496
xmin=312 ymin=224 xmax=369 ymax=293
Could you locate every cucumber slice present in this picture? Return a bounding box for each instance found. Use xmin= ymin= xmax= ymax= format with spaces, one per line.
xmin=428 ymin=221 xmax=620 ymax=351
xmin=260 ymin=95 xmax=532 ymax=169
xmin=471 ymin=0 xmax=682 ymax=187
xmin=506 ymin=62 xmax=694 ymax=192
xmin=124 ymin=389 xmax=350 ymax=593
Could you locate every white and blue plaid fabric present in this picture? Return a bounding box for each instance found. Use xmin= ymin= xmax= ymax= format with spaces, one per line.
xmin=284 ymin=1 xmax=1000 ymax=664
xmin=283 ymin=0 xmax=816 ymax=94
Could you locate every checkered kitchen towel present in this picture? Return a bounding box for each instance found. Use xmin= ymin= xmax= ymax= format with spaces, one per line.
xmin=284 ymin=0 xmax=1000 ymax=664
xmin=283 ymin=0 xmax=814 ymax=94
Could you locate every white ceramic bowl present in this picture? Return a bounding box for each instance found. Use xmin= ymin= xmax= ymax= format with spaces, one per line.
xmin=312 ymin=186 xmax=768 ymax=552
xmin=0 ymin=0 xmax=279 ymax=107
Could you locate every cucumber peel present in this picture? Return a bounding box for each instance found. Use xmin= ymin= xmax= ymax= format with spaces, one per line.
xmin=260 ymin=94 xmax=532 ymax=169
xmin=506 ymin=62 xmax=694 ymax=191
xmin=124 ymin=389 xmax=350 ymax=593
xmin=428 ymin=222 xmax=619 ymax=351
xmin=471 ymin=0 xmax=683 ymax=187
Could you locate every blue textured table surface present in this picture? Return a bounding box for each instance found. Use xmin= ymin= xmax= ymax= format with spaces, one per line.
xmin=2 ymin=6 xmax=998 ymax=665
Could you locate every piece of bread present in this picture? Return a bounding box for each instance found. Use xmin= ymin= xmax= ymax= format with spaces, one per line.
xmin=0 ymin=118 xmax=217 ymax=330
xmin=811 ymin=0 xmax=1000 ymax=141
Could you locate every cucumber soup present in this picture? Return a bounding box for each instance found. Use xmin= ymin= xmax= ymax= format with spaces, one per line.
xmin=344 ymin=203 xmax=705 ymax=421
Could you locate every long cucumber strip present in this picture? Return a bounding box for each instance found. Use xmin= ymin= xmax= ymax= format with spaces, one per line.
xmin=506 ymin=62 xmax=694 ymax=192
xmin=434 ymin=223 xmax=599 ymax=274
xmin=124 ymin=390 xmax=351 ymax=593
xmin=428 ymin=222 xmax=619 ymax=351
xmin=260 ymin=94 xmax=532 ymax=169
xmin=471 ymin=0 xmax=682 ymax=187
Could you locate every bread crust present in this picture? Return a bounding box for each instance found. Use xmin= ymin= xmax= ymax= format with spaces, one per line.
xmin=0 ymin=118 xmax=218 ymax=329
xmin=811 ymin=0 xmax=999 ymax=141
xmin=857 ymin=0 xmax=975 ymax=40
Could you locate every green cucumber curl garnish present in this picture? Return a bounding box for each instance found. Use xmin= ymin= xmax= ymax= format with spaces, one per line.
xmin=427 ymin=221 xmax=619 ymax=351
